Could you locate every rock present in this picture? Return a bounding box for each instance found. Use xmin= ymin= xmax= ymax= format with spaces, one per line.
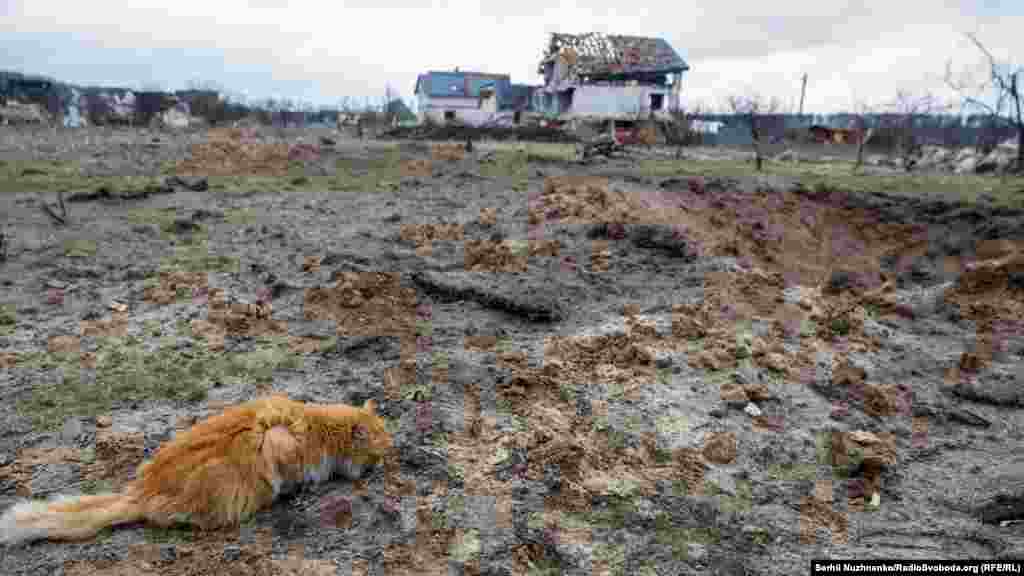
xmin=825 ymin=269 xmax=854 ymax=293
xmin=653 ymin=351 xmax=674 ymax=370
xmin=60 ymin=418 xmax=83 ymax=444
xmin=629 ymin=224 xmax=696 ymax=259
xmin=95 ymin=415 xmax=112 ymax=428
xmin=732 ymin=368 xmax=751 ymax=385
xmin=222 ymin=544 xmax=242 ymax=562
xmin=160 ymin=544 xmax=177 ymax=562
xmin=952 ymin=378 xmax=1024 ymax=407
xmin=959 ymin=351 xmax=987 ymax=373
xmin=176 ymin=415 xmax=197 ymax=430
xmin=743 ymin=382 xmax=773 ymax=402
xmin=166 ymin=176 xmax=209 ymax=192
xmin=830 ymin=401 xmax=850 ymax=421
xmin=863 ymin=382 xmax=902 ymax=417
xmin=719 ymin=383 xmax=749 ymax=406
xmin=774 ymin=149 xmax=798 ymax=162
xmin=955 ymin=147 xmax=977 ymax=163
xmin=171 ymin=218 xmax=200 ymax=234
xmin=744 ymin=403 xmax=762 ymax=418
xmin=132 ymin=224 xmax=159 ymax=236
xmin=702 ymin=431 xmax=737 ymax=464
xmin=946 ymin=407 xmax=992 ymax=428
xmin=761 ymin=353 xmax=789 ymax=375
xmin=866 ymin=154 xmax=888 ymax=167
xmin=848 ymin=430 xmax=898 ymax=469
xmin=820 ymin=358 xmax=866 ymax=400
xmin=687 ymin=543 xmax=708 ymax=563
xmin=974 ymin=457 xmax=1024 ymax=524
xmin=955 ymin=156 xmax=979 ymax=174
xmin=695 ymin=350 xmax=721 ymax=371
xmin=975 ymin=156 xmax=1000 ymax=174
xmin=920 ymin=145 xmax=953 ymax=165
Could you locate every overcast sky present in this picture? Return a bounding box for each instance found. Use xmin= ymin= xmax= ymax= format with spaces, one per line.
xmin=2 ymin=1 xmax=1022 ymax=114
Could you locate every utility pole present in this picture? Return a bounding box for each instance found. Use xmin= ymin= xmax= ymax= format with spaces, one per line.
xmin=798 ymin=73 xmax=808 ymax=119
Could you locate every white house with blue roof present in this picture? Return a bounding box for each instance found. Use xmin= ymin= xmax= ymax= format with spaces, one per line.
xmin=413 ymin=68 xmax=535 ymax=127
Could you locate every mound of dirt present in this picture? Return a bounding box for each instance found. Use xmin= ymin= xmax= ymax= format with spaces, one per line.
xmin=400 ymin=222 xmax=464 ymax=256
xmin=530 ymin=176 xmax=639 ymax=226
xmin=944 ymin=248 xmax=1024 ymax=331
xmin=175 ymin=129 xmax=321 ymax=176
xmin=191 ymin=288 xmax=285 ymax=350
xmin=463 ymin=239 xmax=560 ymax=273
xmin=144 ymin=271 xmax=209 ymax=305
xmin=303 ymin=272 xmax=419 ymax=339
xmin=401 ymin=158 xmax=432 ymax=177
xmin=431 ymin=143 xmax=465 ymax=163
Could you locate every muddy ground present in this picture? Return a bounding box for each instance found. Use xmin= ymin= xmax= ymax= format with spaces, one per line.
xmin=1 ymin=125 xmax=1023 ymax=575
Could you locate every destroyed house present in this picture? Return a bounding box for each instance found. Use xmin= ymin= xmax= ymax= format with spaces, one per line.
xmin=414 ymin=70 xmax=535 ymax=126
xmin=536 ymin=32 xmax=689 ymax=120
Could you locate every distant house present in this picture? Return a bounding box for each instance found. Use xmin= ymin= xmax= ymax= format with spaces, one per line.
xmin=808 ymin=124 xmax=862 ymax=144
xmin=535 ymin=32 xmax=689 ymax=121
xmin=413 ymin=69 xmax=535 ymax=126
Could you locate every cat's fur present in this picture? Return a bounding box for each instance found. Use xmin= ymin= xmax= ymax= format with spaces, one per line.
xmin=0 ymin=395 xmax=393 ymax=545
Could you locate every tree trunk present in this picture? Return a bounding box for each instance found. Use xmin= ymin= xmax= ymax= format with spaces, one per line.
xmin=751 ymin=114 xmax=763 ymax=172
xmin=855 ymin=127 xmax=875 ymax=172
xmin=1014 ymin=73 xmax=1023 ymax=173
xmin=1017 ymin=126 xmax=1023 ymax=173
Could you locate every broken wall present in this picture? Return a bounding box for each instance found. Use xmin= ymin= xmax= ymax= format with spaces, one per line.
xmin=417 ymin=93 xmax=498 ymax=127
xmin=549 ymin=84 xmax=674 ymax=120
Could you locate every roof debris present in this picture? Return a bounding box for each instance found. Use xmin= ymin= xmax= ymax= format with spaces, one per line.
xmin=539 ymin=32 xmax=689 ymax=79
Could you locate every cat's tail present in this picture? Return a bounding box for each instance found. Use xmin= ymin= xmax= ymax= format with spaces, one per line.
xmin=0 ymin=491 xmax=145 ymax=546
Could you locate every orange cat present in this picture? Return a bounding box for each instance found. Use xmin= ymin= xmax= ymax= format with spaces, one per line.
xmin=0 ymin=394 xmax=393 ymax=545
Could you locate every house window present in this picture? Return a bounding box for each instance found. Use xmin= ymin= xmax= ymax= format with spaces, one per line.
xmin=444 ymin=110 xmax=456 ymax=121
xmin=650 ymin=94 xmax=664 ymax=111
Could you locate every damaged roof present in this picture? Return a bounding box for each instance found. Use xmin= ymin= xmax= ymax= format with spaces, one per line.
xmin=538 ymin=32 xmax=689 ymax=78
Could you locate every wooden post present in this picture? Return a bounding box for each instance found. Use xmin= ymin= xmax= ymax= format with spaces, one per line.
xmin=798 ymin=74 xmax=808 ymax=118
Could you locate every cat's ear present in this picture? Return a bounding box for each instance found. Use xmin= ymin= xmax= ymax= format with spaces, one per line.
xmin=363 ymin=399 xmax=377 ymax=414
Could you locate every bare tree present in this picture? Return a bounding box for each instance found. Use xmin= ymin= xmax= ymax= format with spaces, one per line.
xmin=665 ymin=107 xmax=690 ymax=159
xmin=945 ymin=32 xmax=1023 ymax=172
xmin=851 ymin=101 xmax=879 ymax=172
xmin=727 ymin=93 xmax=783 ymax=171
xmin=664 ymin=102 xmax=711 ymax=159
xmin=139 ymin=81 xmax=166 ymax=92
xmin=384 ymin=84 xmax=397 ymax=127
xmin=223 ymin=91 xmax=248 ymax=107
xmin=186 ymin=79 xmax=223 ymax=94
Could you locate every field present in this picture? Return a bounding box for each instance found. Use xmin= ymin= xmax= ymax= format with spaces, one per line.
xmin=1 ymin=124 xmax=1023 ymax=575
